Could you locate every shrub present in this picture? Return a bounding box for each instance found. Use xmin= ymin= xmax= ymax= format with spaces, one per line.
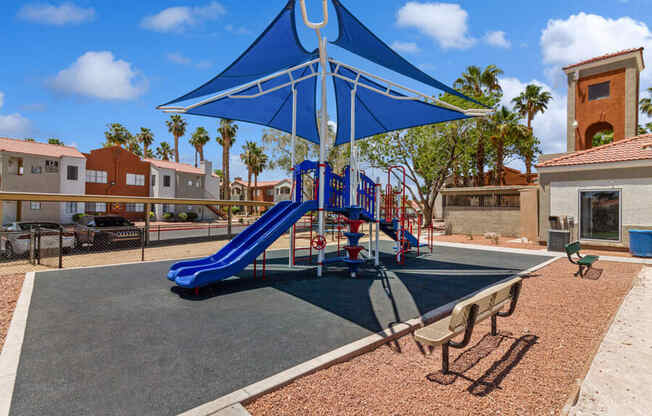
xmin=149 ymin=211 xmax=155 ymax=219
xmin=231 ymin=207 xmax=241 ymax=216
xmin=186 ymin=212 xmax=198 ymax=221
xmin=238 ymin=217 xmax=244 ymax=224
xmin=72 ymin=213 xmax=86 ymax=223
xmin=177 ymin=212 xmax=188 ymax=221
xmin=162 ymin=212 xmax=174 ymax=220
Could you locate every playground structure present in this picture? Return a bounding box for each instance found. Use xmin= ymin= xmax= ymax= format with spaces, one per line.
xmin=159 ymin=0 xmax=489 ymax=290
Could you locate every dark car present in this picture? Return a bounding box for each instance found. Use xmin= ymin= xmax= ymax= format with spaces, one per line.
xmin=73 ymin=216 xmax=142 ymax=248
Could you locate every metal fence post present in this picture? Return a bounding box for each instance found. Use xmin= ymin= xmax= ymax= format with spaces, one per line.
xmin=141 ymin=228 xmax=145 ymax=262
xmin=58 ymin=226 xmax=63 ymax=269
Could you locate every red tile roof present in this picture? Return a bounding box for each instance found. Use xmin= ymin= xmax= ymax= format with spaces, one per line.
xmin=537 ymin=134 xmax=652 ymax=168
xmin=144 ymin=158 xmax=204 ymax=174
xmin=0 ymin=137 xmax=85 ymax=159
xmin=562 ymin=47 xmax=644 ymax=70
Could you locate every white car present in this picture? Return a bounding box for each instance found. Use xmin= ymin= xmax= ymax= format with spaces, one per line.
xmin=1 ymin=222 xmax=75 ymax=258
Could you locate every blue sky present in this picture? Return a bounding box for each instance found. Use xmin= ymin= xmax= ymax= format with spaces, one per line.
xmin=1 ymin=0 xmax=651 ymax=181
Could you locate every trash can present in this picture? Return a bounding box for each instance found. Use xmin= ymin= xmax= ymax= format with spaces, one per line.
xmin=629 ymin=230 xmax=652 ymax=257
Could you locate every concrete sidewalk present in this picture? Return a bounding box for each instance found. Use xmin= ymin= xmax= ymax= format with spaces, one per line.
xmin=569 ymin=266 xmax=652 ymax=416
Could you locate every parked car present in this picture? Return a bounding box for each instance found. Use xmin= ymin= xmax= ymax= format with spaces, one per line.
xmin=73 ymin=215 xmax=142 ymax=248
xmin=1 ymin=222 xmax=75 ymax=258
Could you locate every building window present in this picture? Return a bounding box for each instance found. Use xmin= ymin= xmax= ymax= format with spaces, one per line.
xmin=86 ymin=203 xmax=107 ymax=213
xmin=67 ymin=165 xmax=79 ymax=180
xmin=125 ymin=203 xmax=144 ymax=212
xmin=196 ymin=178 xmax=201 ymax=188
xmin=86 ymin=170 xmax=108 ymax=183
xmin=65 ymin=202 xmax=78 ymax=214
xmin=10 ymin=158 xmax=24 ymax=175
xmin=580 ymin=190 xmax=620 ymax=241
xmin=30 ymin=202 xmax=41 ymax=210
xmin=162 ymin=204 xmax=173 ymax=213
xmin=126 ymin=173 xmax=145 ymax=186
xmin=588 ymin=81 xmax=610 ymax=101
xmin=151 ymin=175 xmax=156 ymax=187
xmin=163 ymin=175 xmax=171 ymax=187
xmin=45 ymin=160 xmax=59 ymax=173
xmin=31 ymin=165 xmax=42 ymax=174
xmin=188 ymin=180 xmax=193 ymax=186
xmin=266 ymin=188 xmax=274 ymax=197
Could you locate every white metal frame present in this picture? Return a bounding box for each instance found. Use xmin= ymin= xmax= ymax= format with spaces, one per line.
xmin=158 ymin=0 xmax=491 ymax=277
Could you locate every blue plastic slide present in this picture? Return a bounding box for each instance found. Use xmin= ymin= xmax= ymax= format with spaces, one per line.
xmin=379 ymin=219 xmax=427 ymax=248
xmin=168 ymin=200 xmax=318 ymax=289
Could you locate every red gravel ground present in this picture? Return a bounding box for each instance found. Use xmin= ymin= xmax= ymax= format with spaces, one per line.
xmin=247 ymin=259 xmax=642 ymax=416
xmin=0 ymin=274 xmax=25 ymax=350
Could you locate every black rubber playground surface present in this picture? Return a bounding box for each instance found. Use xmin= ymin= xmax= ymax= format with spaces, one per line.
xmin=9 ymin=242 xmax=551 ymax=415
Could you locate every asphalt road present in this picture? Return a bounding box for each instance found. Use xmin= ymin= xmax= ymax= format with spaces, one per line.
xmin=9 ymin=243 xmax=552 ymax=416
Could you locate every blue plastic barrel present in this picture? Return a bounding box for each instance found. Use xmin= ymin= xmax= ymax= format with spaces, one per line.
xmin=629 ymin=230 xmax=652 ymax=257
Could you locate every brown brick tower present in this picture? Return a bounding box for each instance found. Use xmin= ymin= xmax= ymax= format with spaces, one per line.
xmin=564 ymin=48 xmax=644 ymax=151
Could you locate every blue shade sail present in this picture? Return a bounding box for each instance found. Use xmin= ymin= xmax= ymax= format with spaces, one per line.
xmin=330 ymin=0 xmax=485 ymax=107
xmin=161 ymin=0 xmax=317 ymax=106
xmin=186 ymin=64 xmax=321 ymax=144
xmin=331 ymin=63 xmax=470 ymax=146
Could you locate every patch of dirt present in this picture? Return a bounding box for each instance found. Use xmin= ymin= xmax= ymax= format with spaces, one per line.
xmin=0 ymin=274 xmax=25 ymax=350
xmin=247 ymin=259 xmax=641 ymax=416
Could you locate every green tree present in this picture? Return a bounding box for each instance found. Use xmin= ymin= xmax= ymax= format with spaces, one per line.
xmin=189 ymin=127 xmax=211 ymax=167
xmin=156 ymin=141 xmax=173 ymax=161
xmin=104 ymin=123 xmax=133 ymax=147
xmin=640 ymin=87 xmax=652 ymax=117
xmin=24 ymin=138 xmax=35 ymax=142
xmin=240 ymin=141 xmax=258 ymax=215
xmin=592 ymin=130 xmax=614 ymax=147
xmin=511 ymin=84 xmax=552 ymax=182
xmin=359 ymin=121 xmax=474 ymax=226
xmin=47 ymin=138 xmax=64 ymax=146
xmin=488 ymin=106 xmax=529 ymax=185
xmin=136 ymin=127 xmax=154 ymax=159
xmin=217 ymin=119 xmax=238 ymax=201
xmin=127 ymin=137 xmax=143 ymax=157
xmin=166 ymin=114 xmax=187 ymax=163
xmin=452 ymin=65 xmax=504 ymax=186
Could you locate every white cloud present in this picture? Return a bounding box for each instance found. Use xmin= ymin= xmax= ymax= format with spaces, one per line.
xmin=391 ymin=41 xmax=421 ymax=54
xmin=484 ymin=31 xmax=511 ymax=48
xmin=225 ymin=24 xmax=252 ymax=36
xmin=540 ymin=13 xmax=652 ymax=83
xmin=17 ymin=2 xmax=95 ymax=25
xmin=396 ymin=2 xmax=475 ymax=49
xmin=166 ymin=52 xmax=212 ymax=69
xmin=500 ymin=77 xmax=567 ymax=155
xmin=0 ymin=114 xmax=34 ymax=138
xmin=0 ymin=92 xmax=4 ymax=109
xmin=49 ymin=51 xmax=146 ymax=100
xmin=141 ymin=2 xmax=226 ymax=33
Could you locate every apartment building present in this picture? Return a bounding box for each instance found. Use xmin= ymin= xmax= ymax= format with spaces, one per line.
xmin=231 ymin=178 xmax=291 ymax=213
xmin=84 ymin=146 xmax=151 ymax=221
xmin=0 ymin=137 xmax=86 ymax=224
xmin=145 ymin=158 xmax=222 ymax=220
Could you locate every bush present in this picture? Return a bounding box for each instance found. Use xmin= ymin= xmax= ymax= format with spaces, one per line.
xmin=231 ymin=207 xmax=241 ymax=216
xmin=162 ymin=212 xmax=174 ymax=220
xmin=177 ymin=212 xmax=189 ymax=221
xmin=149 ymin=211 xmax=155 ymax=219
xmin=72 ymin=213 xmax=86 ymax=223
xmin=186 ymin=212 xmax=198 ymax=221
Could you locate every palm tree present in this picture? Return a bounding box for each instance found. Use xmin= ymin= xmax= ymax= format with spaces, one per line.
xmin=251 ymin=144 xmax=268 ymax=214
xmin=240 ymin=141 xmax=258 ymax=215
xmin=166 ymin=115 xmax=187 ymax=163
xmin=453 ymin=65 xmax=504 ymax=186
xmin=127 ymin=138 xmax=143 ymax=157
xmin=104 ymin=123 xmax=132 ymax=148
xmin=512 ymin=84 xmax=552 ymax=182
xmin=189 ymin=127 xmax=211 ymax=167
xmin=489 ymin=106 xmax=528 ymax=185
xmin=136 ymin=127 xmax=154 ymax=159
xmin=217 ymin=119 xmax=238 ymax=202
xmin=640 ymin=87 xmax=652 ymax=117
xmin=156 ymin=141 xmax=173 ymax=161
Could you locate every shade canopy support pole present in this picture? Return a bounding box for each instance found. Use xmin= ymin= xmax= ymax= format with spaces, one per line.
xmin=289 ymin=86 xmax=297 ymax=268
xmin=349 ymin=87 xmax=357 ymax=207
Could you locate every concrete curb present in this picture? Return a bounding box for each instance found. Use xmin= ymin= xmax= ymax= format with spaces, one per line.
xmin=0 ymin=272 xmax=35 ymax=416
xmin=179 ymin=258 xmax=557 ymax=416
xmin=434 ymin=241 xmax=652 ymax=265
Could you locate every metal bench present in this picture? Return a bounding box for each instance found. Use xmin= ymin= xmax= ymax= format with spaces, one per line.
xmin=565 ymin=241 xmax=599 ymax=278
xmin=414 ymin=277 xmax=522 ymax=374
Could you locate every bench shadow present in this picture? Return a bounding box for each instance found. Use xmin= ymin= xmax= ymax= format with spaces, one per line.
xmin=426 ymin=333 xmax=539 ymax=397
xmin=583 ymin=268 xmax=603 ymax=280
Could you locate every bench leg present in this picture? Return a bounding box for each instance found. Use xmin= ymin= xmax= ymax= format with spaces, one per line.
xmin=491 ymin=314 xmax=498 ymax=336
xmin=441 ymin=343 xmax=449 ymax=374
